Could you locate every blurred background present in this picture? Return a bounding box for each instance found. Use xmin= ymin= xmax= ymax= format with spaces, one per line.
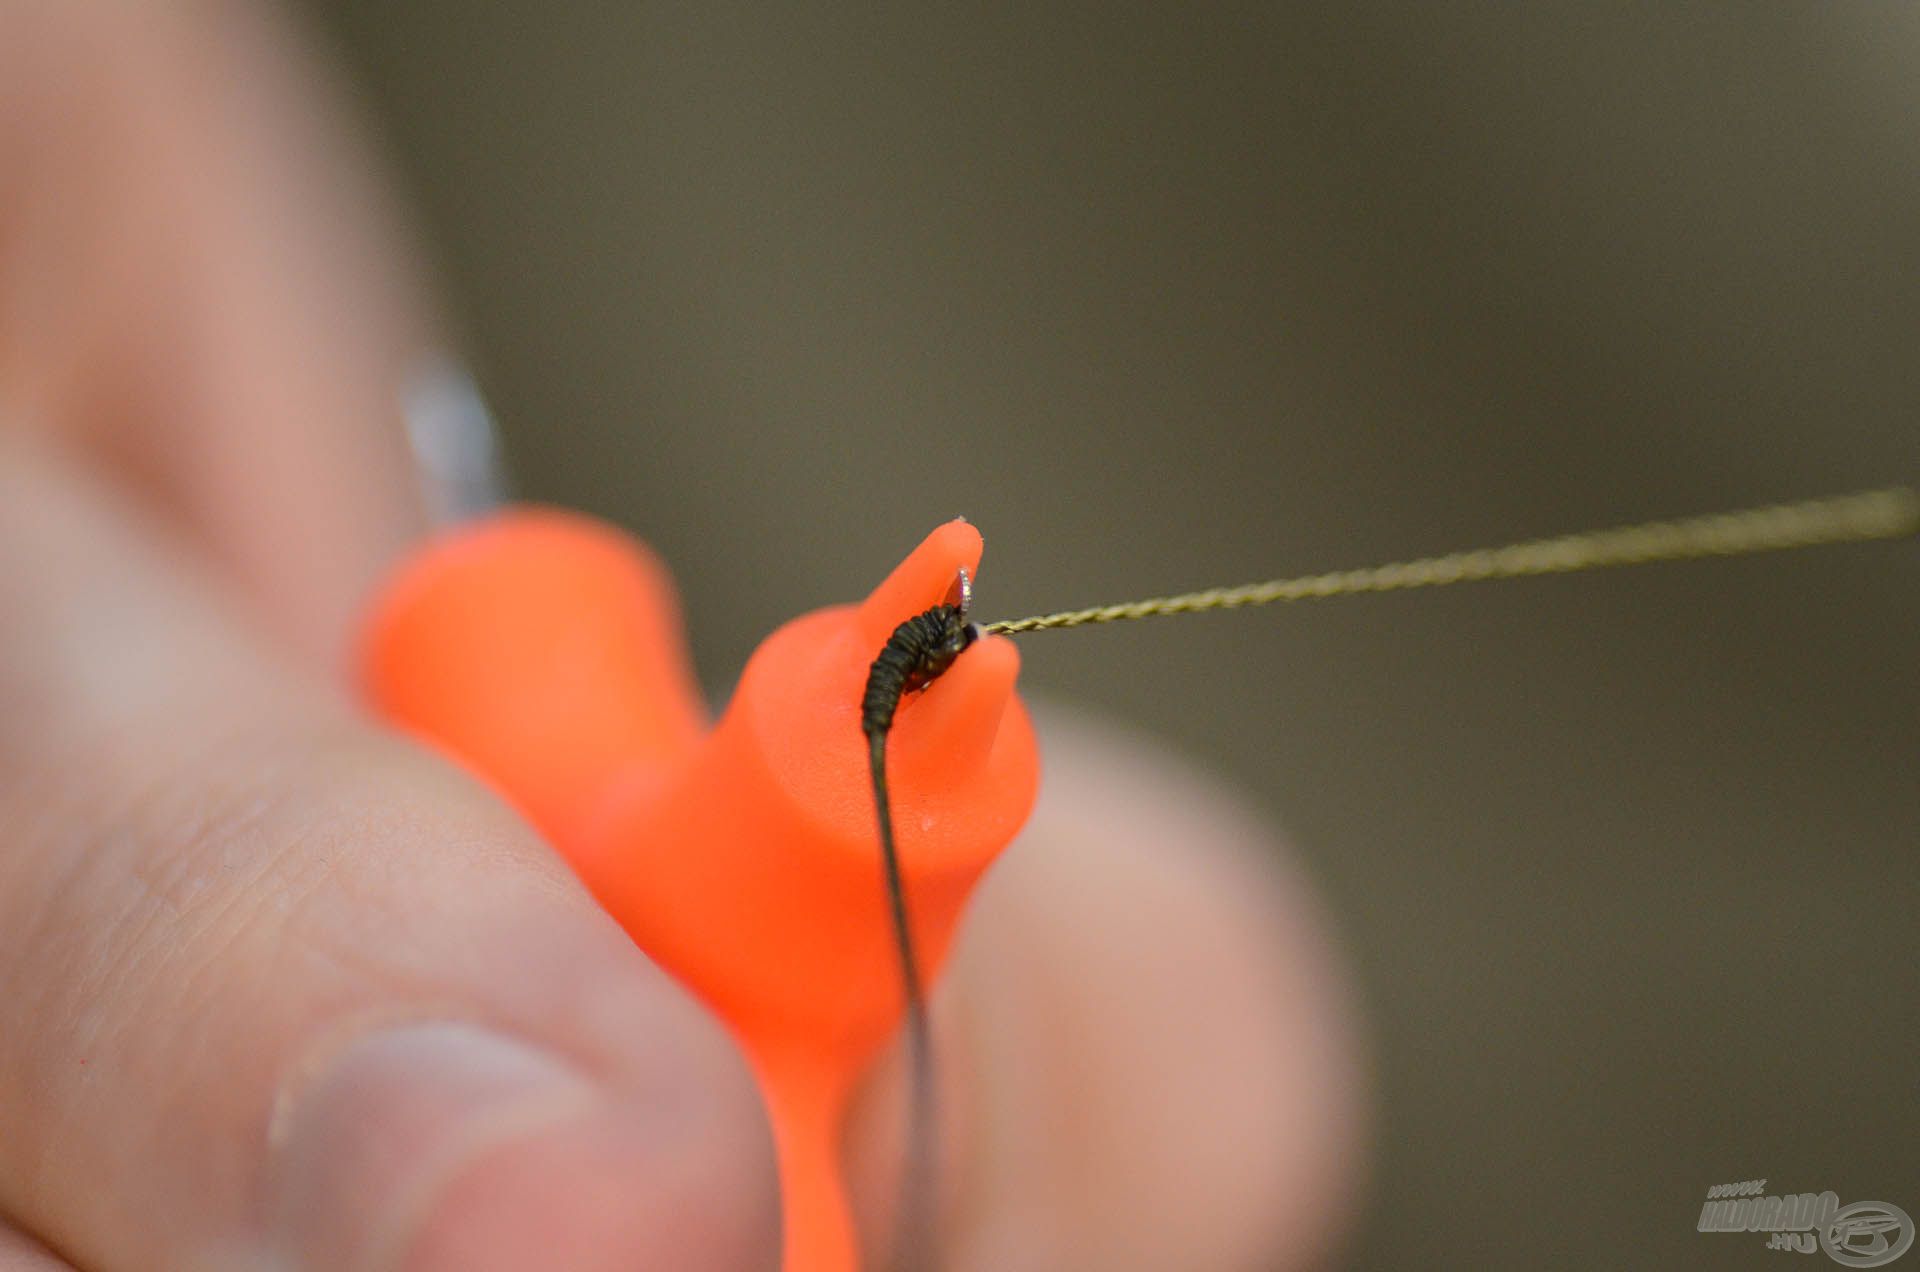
xmin=301 ymin=5 xmax=1916 ymax=1267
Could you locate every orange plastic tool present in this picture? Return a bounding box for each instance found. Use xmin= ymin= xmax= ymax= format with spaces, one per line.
xmin=359 ymin=512 xmax=1039 ymax=1271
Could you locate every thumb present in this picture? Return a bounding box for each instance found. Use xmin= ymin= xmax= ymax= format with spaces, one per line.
xmin=0 ymin=434 xmax=777 ymax=1270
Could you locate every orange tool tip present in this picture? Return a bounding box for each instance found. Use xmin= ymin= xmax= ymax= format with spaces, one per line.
xmin=581 ymin=519 xmax=1036 ymax=1039
xmin=856 ymin=518 xmax=982 ymax=645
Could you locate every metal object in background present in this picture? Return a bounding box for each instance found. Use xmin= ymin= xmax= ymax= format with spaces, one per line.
xmin=404 ymin=357 xmax=507 ymax=526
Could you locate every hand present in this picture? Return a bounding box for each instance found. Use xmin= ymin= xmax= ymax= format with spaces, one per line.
xmin=0 ymin=4 xmax=1363 ymax=1268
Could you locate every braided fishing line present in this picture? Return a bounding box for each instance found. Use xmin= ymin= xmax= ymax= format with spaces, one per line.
xmin=983 ymin=487 xmax=1918 ymax=635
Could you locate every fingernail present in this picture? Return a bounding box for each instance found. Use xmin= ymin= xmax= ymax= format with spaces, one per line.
xmin=267 ymin=1021 xmax=776 ymax=1271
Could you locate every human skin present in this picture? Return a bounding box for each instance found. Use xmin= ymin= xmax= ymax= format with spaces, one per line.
xmin=0 ymin=3 xmax=1365 ymax=1268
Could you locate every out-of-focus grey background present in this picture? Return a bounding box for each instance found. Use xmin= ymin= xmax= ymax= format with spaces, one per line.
xmin=303 ymin=5 xmax=1917 ymax=1267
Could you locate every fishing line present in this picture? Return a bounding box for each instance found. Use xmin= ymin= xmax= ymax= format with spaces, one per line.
xmin=861 ymin=569 xmax=979 ymax=1272
xmin=983 ymin=487 xmax=1919 ymax=634
xmin=864 ymin=483 xmax=1913 ymax=1271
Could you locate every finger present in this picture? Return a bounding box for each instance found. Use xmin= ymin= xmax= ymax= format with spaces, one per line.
xmin=0 ymin=1220 xmax=75 ymax=1272
xmin=0 ymin=438 xmax=777 ymax=1270
xmin=849 ymin=704 xmax=1368 ymax=1270
xmin=0 ymin=0 xmax=436 ymax=662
